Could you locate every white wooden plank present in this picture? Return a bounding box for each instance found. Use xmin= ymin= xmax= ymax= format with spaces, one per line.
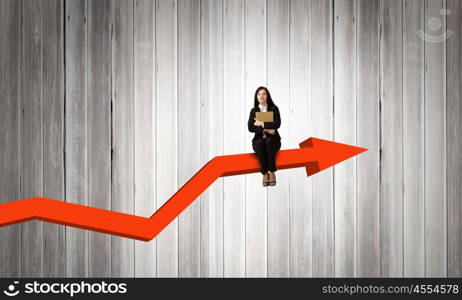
xmin=379 ymin=0 xmax=403 ymax=277
xmin=288 ymin=0 xmax=312 ymax=277
xmin=200 ymin=0 xmax=224 ymax=277
xmin=311 ymin=0 xmax=334 ymax=277
xmin=223 ymin=0 xmax=245 ymax=277
xmin=356 ymin=0 xmax=380 ymax=277
xmin=334 ymin=0 xmax=357 ymax=277
xmin=42 ymin=0 xmax=65 ymax=277
xmin=267 ymin=0 xmax=290 ymax=277
xmin=447 ymin=0 xmax=462 ymax=277
xmin=155 ymin=0 xmax=178 ymax=277
xmin=87 ymin=0 xmax=111 ymax=277
xmin=244 ymin=0 xmax=267 ymax=277
xmin=0 ymin=0 xmax=21 ymax=277
xmin=111 ymin=0 xmax=135 ymax=276
xmin=65 ymin=0 xmax=88 ymax=277
xmin=424 ymin=0 xmax=447 ymax=277
xmin=21 ymin=0 xmax=43 ymax=277
xmin=403 ymin=0 xmax=425 ymax=277
xmin=1 ymin=0 xmax=460 ymax=279
xmin=178 ymin=0 xmax=201 ymax=277
xmin=134 ymin=0 xmax=156 ymax=277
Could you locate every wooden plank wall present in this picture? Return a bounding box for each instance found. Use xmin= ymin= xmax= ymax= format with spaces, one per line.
xmin=447 ymin=0 xmax=462 ymax=278
xmin=244 ymin=0 xmax=266 ymax=277
xmin=0 ymin=0 xmax=460 ymax=278
xmin=311 ymin=0 xmax=334 ymax=277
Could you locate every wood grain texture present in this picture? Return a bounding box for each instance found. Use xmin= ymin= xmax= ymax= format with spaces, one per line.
xmin=88 ymin=0 xmax=112 ymax=277
xmin=244 ymin=0 xmax=267 ymax=277
xmin=155 ymin=0 xmax=178 ymax=277
xmin=65 ymin=0 xmax=88 ymax=277
xmin=223 ymin=0 xmax=245 ymax=277
xmin=0 ymin=0 xmax=21 ymax=277
xmin=311 ymin=0 xmax=335 ymax=277
xmin=379 ymin=0 xmax=403 ymax=277
xmin=424 ymin=0 xmax=447 ymax=277
xmin=289 ymin=0 xmax=312 ymax=277
xmin=357 ymin=0 xmax=380 ymax=277
xmin=447 ymin=0 xmax=462 ymax=277
xmin=333 ymin=0 xmax=357 ymax=277
xmin=178 ymin=0 xmax=201 ymax=277
xmin=200 ymin=0 xmax=224 ymax=277
xmin=0 ymin=0 xmax=459 ymax=278
xmin=134 ymin=0 xmax=156 ymax=277
xmin=267 ymin=0 xmax=290 ymax=277
xmin=21 ymin=0 xmax=43 ymax=277
xmin=111 ymin=0 xmax=135 ymax=277
xmin=42 ymin=0 xmax=65 ymax=277
xmin=403 ymin=0 xmax=425 ymax=277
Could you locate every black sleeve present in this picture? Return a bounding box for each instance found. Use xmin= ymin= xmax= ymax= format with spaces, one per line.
xmin=248 ymin=108 xmax=264 ymax=134
xmin=262 ymin=106 xmax=281 ymax=129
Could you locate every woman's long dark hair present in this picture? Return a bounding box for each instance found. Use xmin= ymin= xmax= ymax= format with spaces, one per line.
xmin=253 ymin=86 xmax=276 ymax=109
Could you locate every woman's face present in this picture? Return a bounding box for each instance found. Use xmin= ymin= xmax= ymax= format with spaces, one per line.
xmin=257 ymin=89 xmax=268 ymax=105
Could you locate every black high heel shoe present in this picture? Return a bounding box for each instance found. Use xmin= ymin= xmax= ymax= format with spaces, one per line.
xmin=262 ymin=173 xmax=270 ymax=187
xmin=268 ymin=171 xmax=276 ymax=186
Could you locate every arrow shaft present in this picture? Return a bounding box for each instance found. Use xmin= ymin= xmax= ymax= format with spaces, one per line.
xmin=146 ymin=148 xmax=319 ymax=238
xmin=220 ymin=148 xmax=316 ymax=176
xmin=0 ymin=149 xmax=319 ymax=241
xmin=0 ymin=137 xmax=366 ymax=241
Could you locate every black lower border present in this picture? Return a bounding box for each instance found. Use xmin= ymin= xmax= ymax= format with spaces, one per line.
xmin=0 ymin=278 xmax=460 ymax=299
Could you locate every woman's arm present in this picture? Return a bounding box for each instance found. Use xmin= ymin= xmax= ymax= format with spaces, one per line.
xmin=261 ymin=107 xmax=281 ymax=129
xmin=248 ymin=108 xmax=264 ymax=133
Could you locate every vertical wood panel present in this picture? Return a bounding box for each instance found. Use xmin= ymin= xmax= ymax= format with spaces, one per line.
xmin=403 ymin=0 xmax=425 ymax=277
xmin=21 ymin=0 xmax=43 ymax=277
xmin=178 ymin=0 xmax=201 ymax=277
xmin=447 ymin=0 xmax=462 ymax=277
xmin=200 ymin=0 xmax=224 ymax=277
xmin=267 ymin=0 xmax=290 ymax=277
xmin=356 ymin=0 xmax=380 ymax=277
xmin=88 ymin=0 xmax=112 ymax=277
xmin=0 ymin=0 xmax=21 ymax=277
xmin=288 ymin=0 xmax=312 ymax=277
xmin=155 ymin=0 xmax=178 ymax=277
xmin=379 ymin=0 xmax=403 ymax=277
xmin=42 ymin=0 xmax=65 ymax=277
xmin=223 ymin=0 xmax=245 ymax=277
xmin=424 ymin=0 xmax=447 ymax=277
xmin=311 ymin=0 xmax=335 ymax=277
xmin=244 ymin=0 xmax=267 ymax=277
xmin=134 ymin=0 xmax=156 ymax=277
xmin=333 ymin=0 xmax=357 ymax=277
xmin=65 ymin=0 xmax=88 ymax=277
xmin=111 ymin=0 xmax=135 ymax=277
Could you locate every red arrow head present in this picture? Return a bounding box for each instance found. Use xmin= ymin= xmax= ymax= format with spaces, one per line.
xmin=299 ymin=137 xmax=367 ymax=176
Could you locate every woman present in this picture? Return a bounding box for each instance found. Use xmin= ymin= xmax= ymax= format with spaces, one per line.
xmin=247 ymin=86 xmax=281 ymax=187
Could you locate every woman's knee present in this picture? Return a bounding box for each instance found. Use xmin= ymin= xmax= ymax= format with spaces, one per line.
xmin=265 ymin=138 xmax=280 ymax=149
xmin=252 ymin=139 xmax=265 ymax=151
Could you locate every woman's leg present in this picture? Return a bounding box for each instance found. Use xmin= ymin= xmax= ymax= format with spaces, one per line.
xmin=265 ymin=138 xmax=281 ymax=172
xmin=252 ymin=139 xmax=269 ymax=175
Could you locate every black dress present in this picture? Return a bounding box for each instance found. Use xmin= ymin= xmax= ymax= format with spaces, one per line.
xmin=247 ymin=105 xmax=282 ymax=175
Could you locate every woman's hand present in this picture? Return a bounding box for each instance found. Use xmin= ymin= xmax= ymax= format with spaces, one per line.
xmin=264 ymin=129 xmax=276 ymax=135
xmin=253 ymin=118 xmax=263 ymax=127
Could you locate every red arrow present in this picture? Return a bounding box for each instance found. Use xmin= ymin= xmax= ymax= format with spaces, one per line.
xmin=0 ymin=137 xmax=366 ymax=241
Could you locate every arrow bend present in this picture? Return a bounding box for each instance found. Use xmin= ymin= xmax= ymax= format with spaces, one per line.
xmin=0 ymin=137 xmax=366 ymax=242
